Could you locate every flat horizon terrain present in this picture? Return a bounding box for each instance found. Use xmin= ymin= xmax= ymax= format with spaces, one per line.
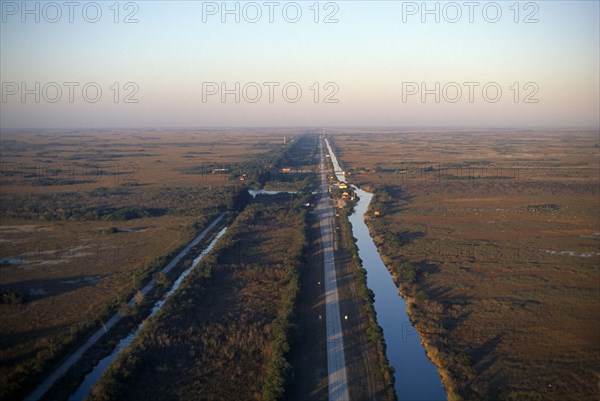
xmin=329 ymin=129 xmax=599 ymax=400
xmin=0 ymin=129 xmax=302 ymax=400
xmin=1 ymin=128 xmax=598 ymax=401
xmin=2 ymin=1 xmax=598 ymax=399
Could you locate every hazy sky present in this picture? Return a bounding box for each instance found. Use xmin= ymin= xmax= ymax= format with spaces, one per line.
xmin=1 ymin=0 xmax=598 ymax=129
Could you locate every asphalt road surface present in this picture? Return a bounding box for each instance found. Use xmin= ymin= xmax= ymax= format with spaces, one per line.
xmin=318 ymin=138 xmax=350 ymax=401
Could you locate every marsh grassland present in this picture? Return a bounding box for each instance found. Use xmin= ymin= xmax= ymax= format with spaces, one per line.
xmin=330 ymin=129 xmax=599 ymax=401
xmin=0 ymin=129 xmax=302 ymax=400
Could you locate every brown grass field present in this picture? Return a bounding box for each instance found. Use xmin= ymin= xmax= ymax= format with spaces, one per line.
xmin=329 ymin=129 xmax=600 ymax=401
xmin=3 ymin=128 xmax=598 ymax=401
xmin=87 ymin=203 xmax=306 ymax=401
xmin=0 ymin=129 xmax=300 ymax=400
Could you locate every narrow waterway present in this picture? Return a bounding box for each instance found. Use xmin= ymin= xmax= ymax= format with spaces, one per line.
xmin=349 ymin=189 xmax=446 ymax=400
xmin=324 ymin=138 xmax=446 ymax=400
xmin=24 ymin=214 xmax=226 ymax=401
xmin=248 ymin=189 xmax=296 ymax=197
xmin=68 ymin=226 xmax=228 ymax=401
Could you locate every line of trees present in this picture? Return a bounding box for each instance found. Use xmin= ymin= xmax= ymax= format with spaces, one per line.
xmin=262 ymin=209 xmax=307 ymax=401
xmin=337 ymin=209 xmax=397 ymax=400
xmin=87 ymin=204 xmax=307 ymax=401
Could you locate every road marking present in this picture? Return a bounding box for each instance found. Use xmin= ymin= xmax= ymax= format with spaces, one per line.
xmin=318 ymin=139 xmax=350 ymax=401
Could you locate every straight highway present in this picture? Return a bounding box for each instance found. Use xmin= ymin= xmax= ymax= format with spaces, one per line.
xmin=317 ymin=138 xmax=350 ymax=401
